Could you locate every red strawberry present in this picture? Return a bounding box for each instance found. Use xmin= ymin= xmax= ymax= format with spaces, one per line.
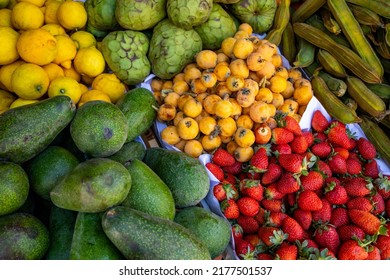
xmin=316 ymin=160 xmax=332 ymax=178
xmin=314 ymin=132 xmax=327 ymax=142
xmin=346 ymin=157 xmax=362 ymax=175
xmin=205 ymin=162 xmax=224 ymax=181
xmin=213 ymin=183 xmax=227 ymax=201
xmin=301 ymin=170 xmax=324 ymax=191
xmin=244 ymin=233 xmax=261 ymax=247
xmin=312 ymin=198 xmax=332 ymax=223
xmin=237 ymin=215 xmax=259 ymax=234
xmin=363 ymin=160 xmax=379 ymax=178
xmin=333 ymin=147 xmax=349 ymax=160
xmin=327 ymin=154 xmax=347 ymax=174
xmin=297 ymin=190 xmax=323 ymax=211
xmin=293 ymin=209 xmax=312 ymax=231
xmin=254 ymin=207 xmax=267 ymax=225
xmin=344 ymin=177 xmax=372 ymax=197
xmin=330 ymin=207 xmax=349 ymax=228
xmin=278 ymin=153 xmax=306 ymax=173
xmin=231 ymin=223 xmax=243 ymax=242
xmin=261 ymin=163 xmax=283 ymax=185
xmin=212 ymin=148 xmax=236 ymax=167
xmin=213 ymin=182 xmax=238 ymax=201
xmin=324 ymin=182 xmax=349 ymax=205
xmin=375 ymin=235 xmax=390 ymax=259
xmin=284 ymin=115 xmax=303 ymax=136
xmin=258 ymin=226 xmax=287 ymax=247
xmin=386 ymin=198 xmax=390 ymax=217
xmin=347 ymin=197 xmax=374 ymax=212
xmin=366 ymin=246 xmax=381 ymax=260
xmin=302 ymin=131 xmax=315 ymax=147
xmin=313 ymin=224 xmax=340 ymax=254
xmin=375 ymin=174 xmax=390 ymax=200
xmin=357 ymin=137 xmax=377 ymax=160
xmin=222 ymin=161 xmax=242 ymax=175
xmin=272 ymin=143 xmax=292 ymax=154
xmin=223 ymin=172 xmax=238 ymax=186
xmin=371 ymin=192 xmax=385 ymax=215
xmin=237 ymin=197 xmax=260 ymax=217
xmin=276 ymin=172 xmax=300 ymax=194
xmin=221 ymin=199 xmax=239 ymax=219
xmin=275 ymin=243 xmax=298 ymax=260
xmin=326 ymin=121 xmax=350 ymax=149
xmin=290 ymin=135 xmax=308 ymax=154
xmin=348 ymin=209 xmax=381 ymax=235
xmin=234 ymin=238 xmax=256 ymax=260
xmin=311 ymin=141 xmax=332 ymax=159
xmin=264 ymin=183 xmax=285 ymax=200
xmin=337 ymin=225 xmax=366 ymax=242
xmin=311 ymin=110 xmax=329 ymax=132
xmin=347 ymin=137 xmax=357 ymax=150
xmin=249 ymin=146 xmax=269 ymax=172
xmin=272 ymin=127 xmax=294 ymax=145
xmin=282 ymin=216 xmax=305 ymax=242
xmin=338 ymin=240 xmax=368 ymax=260
xmin=257 ymin=253 xmax=274 ymax=260
xmin=239 ymin=179 xmax=264 ymax=201
xmin=267 ymin=211 xmax=287 ymax=227
xmin=261 ymin=199 xmax=284 ymax=212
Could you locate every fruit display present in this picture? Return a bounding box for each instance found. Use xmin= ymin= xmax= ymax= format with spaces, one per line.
xmin=0 ymin=0 xmax=390 ymax=261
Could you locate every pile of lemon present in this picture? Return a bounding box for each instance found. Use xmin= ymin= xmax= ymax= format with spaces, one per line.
xmin=0 ymin=0 xmax=127 ymax=113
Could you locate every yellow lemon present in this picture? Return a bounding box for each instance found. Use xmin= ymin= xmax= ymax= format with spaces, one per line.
xmin=81 ymin=74 xmax=94 ymax=86
xmin=92 ymin=73 xmax=126 ymax=103
xmin=11 ymin=2 xmax=44 ymax=30
xmin=78 ymin=82 xmax=89 ymax=95
xmin=62 ymin=63 xmax=81 ymax=82
xmin=18 ymin=0 xmax=46 ymax=7
xmin=56 ymin=0 xmax=87 ymax=30
xmin=44 ymin=0 xmax=62 ymax=24
xmin=53 ymin=34 xmax=77 ymax=69
xmin=0 ymin=60 xmax=25 ymax=91
xmin=73 ymin=46 xmax=105 ymax=78
xmin=9 ymin=98 xmax=39 ymax=109
xmin=70 ymin=30 xmax=96 ymax=50
xmin=16 ymin=28 xmax=57 ymax=65
xmin=78 ymin=89 xmax=111 ymax=107
xmin=0 ymin=27 xmax=19 ymax=65
xmin=42 ymin=62 xmax=64 ymax=82
xmin=0 ymin=9 xmax=12 ymax=27
xmin=48 ymin=76 xmax=82 ymax=104
xmin=0 ymin=89 xmax=16 ymax=109
xmin=11 ymin=63 xmax=50 ymax=99
xmin=41 ymin=23 xmax=66 ymax=35
xmin=0 ymin=0 xmax=9 ymax=8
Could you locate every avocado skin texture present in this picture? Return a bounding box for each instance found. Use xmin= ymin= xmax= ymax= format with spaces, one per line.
xmin=70 ymin=100 xmax=128 ymax=158
xmin=0 ymin=95 xmax=76 ymax=164
xmin=143 ymin=147 xmax=210 ymax=208
xmin=174 ymin=206 xmax=231 ymax=259
xmin=0 ymin=212 xmax=49 ymax=260
xmin=123 ymin=159 xmax=175 ymax=220
xmin=50 ymin=158 xmax=132 ymax=213
xmin=107 ymin=140 xmax=146 ymax=166
xmin=102 ymin=206 xmax=211 ymax=260
xmin=0 ymin=161 xmax=29 ymax=216
xmin=69 ymin=212 xmax=124 ymax=260
xmin=116 ymin=87 xmax=157 ymax=142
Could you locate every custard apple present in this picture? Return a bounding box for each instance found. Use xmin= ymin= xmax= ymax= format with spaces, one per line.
xmin=167 ymin=0 xmax=213 ymax=30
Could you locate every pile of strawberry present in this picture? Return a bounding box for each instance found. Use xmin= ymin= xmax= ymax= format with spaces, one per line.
xmin=206 ymin=110 xmax=390 ymax=260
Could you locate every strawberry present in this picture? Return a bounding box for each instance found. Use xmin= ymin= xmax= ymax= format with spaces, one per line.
xmin=349 ymin=209 xmax=381 ymax=235
xmin=234 ymin=238 xmax=256 ymax=260
xmin=327 ymin=154 xmax=347 ymax=174
xmin=237 ymin=215 xmax=259 ymax=234
xmin=375 ymin=235 xmax=390 ymax=259
xmin=249 ymin=146 xmax=269 ymax=173
xmin=300 ymin=170 xmax=324 ymax=191
xmin=344 ymin=177 xmax=372 ymax=197
xmin=213 ymin=183 xmax=227 ymax=201
xmin=275 ymin=243 xmax=298 ymax=260
xmin=282 ymin=216 xmax=306 ymax=242
xmin=326 ymin=121 xmax=350 ymax=149
xmin=276 ymin=172 xmax=300 ymax=194
xmin=205 ymin=162 xmax=224 ymax=181
xmin=254 ymin=207 xmax=267 ymax=226
xmin=371 ymin=192 xmax=385 ymax=214
xmin=386 ymin=198 xmax=390 ymax=217
xmin=293 ymin=209 xmax=313 ymax=231
xmin=237 ymin=197 xmax=260 ymax=217
xmin=284 ymin=115 xmax=303 ymax=136
xmin=272 ymin=143 xmax=292 ymax=154
xmin=324 ymin=183 xmax=349 ymax=205
xmin=257 ymin=253 xmax=274 ymax=260
xmin=374 ymin=174 xmax=390 ymax=200
xmin=297 ymin=190 xmax=323 ymax=211
xmin=239 ymin=179 xmax=264 ymax=201
xmin=222 ymin=161 xmax=242 ymax=175
xmin=313 ymin=224 xmax=340 ymax=254
xmin=310 ymin=141 xmax=332 ymax=159
xmin=272 ymin=127 xmax=294 ymax=145
xmin=346 ymin=157 xmax=362 ymax=175
xmin=261 ymin=162 xmax=283 ymax=185
xmin=337 ymin=225 xmax=365 ymax=242
xmin=316 ymin=160 xmax=332 ymax=178
xmin=311 ymin=110 xmax=329 ymax=132
xmin=213 ymin=182 xmax=238 ymax=201
xmin=261 ymin=199 xmax=284 ymax=212
xmin=222 ymin=172 xmax=238 ymax=186
xmin=314 ymin=132 xmax=327 ymax=142
xmin=346 ymin=197 xmax=373 ymax=212
xmin=330 ymin=207 xmax=349 ymax=228
xmin=333 ymin=147 xmax=349 ymax=160
xmin=267 ymin=211 xmax=287 ymax=227
xmin=366 ymin=246 xmax=381 ymax=260
xmin=302 ymin=131 xmax=315 ymax=147
xmin=231 ymin=223 xmax=243 ymax=242
xmin=278 ymin=153 xmax=306 ymax=173
xmin=357 ymin=137 xmax=377 ymax=160
xmin=244 ymin=233 xmax=261 ymax=247
xmin=264 ymin=183 xmax=285 ymax=200
xmin=221 ymin=199 xmax=239 ymax=219
xmin=338 ymin=240 xmax=368 ymax=260
xmin=363 ymin=160 xmax=379 ymax=178
xmin=290 ymin=135 xmax=309 ymax=154
xmin=212 ymin=148 xmax=236 ymax=167
xmin=258 ymin=226 xmax=287 ymax=247
xmin=312 ymin=198 xmax=332 ymax=223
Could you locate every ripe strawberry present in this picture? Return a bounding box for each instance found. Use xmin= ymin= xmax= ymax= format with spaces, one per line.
xmin=344 ymin=177 xmax=372 ymax=197
xmin=244 ymin=233 xmax=261 ymax=247
xmin=264 ymin=183 xmax=285 ymax=200
xmin=313 ymin=224 xmax=340 ymax=254
xmin=311 ymin=141 xmax=332 ymax=159
xmin=314 ymin=131 xmax=327 ymax=142
xmin=357 ymin=137 xmax=376 ymax=160
xmin=327 ymin=154 xmax=347 ymax=174
xmin=366 ymin=246 xmax=381 ymax=260
xmin=213 ymin=182 xmax=238 ymax=201
xmin=282 ymin=216 xmax=306 ymax=242
xmin=374 ymin=174 xmax=390 ymax=200
xmin=316 ymin=160 xmax=332 ymax=178
xmin=300 ymin=170 xmax=324 ymax=191
xmin=239 ymin=179 xmax=264 ymax=201
xmin=231 ymin=223 xmax=243 ymax=242
xmin=278 ymin=153 xmax=305 ymax=173
xmin=258 ymin=226 xmax=287 ymax=247
xmin=284 ymin=115 xmax=303 ymax=136
xmin=346 ymin=157 xmax=362 ymax=175
xmin=249 ymin=146 xmax=269 ymax=172
xmin=297 ymin=190 xmax=323 ymax=211
xmin=276 ymin=172 xmax=300 ymax=194
xmin=267 ymin=211 xmax=287 ymax=227
xmin=272 ymin=127 xmax=294 ymax=145
xmin=330 ymin=207 xmax=349 ymax=228
xmin=254 ymin=207 xmax=267 ymax=226
xmin=272 ymin=143 xmax=292 ymax=155
xmin=261 ymin=199 xmax=284 ymax=212
xmin=234 ymin=238 xmax=256 ymax=260
xmin=326 ymin=121 xmax=350 ymax=149
xmin=222 ymin=172 xmax=238 ymax=186
xmin=375 ymin=235 xmax=390 ymax=259
xmin=237 ymin=215 xmax=259 ymax=234
xmin=348 ymin=209 xmax=381 ymax=235
xmin=222 ymin=161 xmax=242 ymax=175
xmin=290 ymin=135 xmax=308 ymax=154
xmin=275 ymin=243 xmax=298 ymax=260
xmin=363 ymin=160 xmax=379 ymax=178
xmin=347 ymin=137 xmax=357 ymax=151
xmin=338 ymin=240 xmax=368 ymax=260
xmin=302 ymin=131 xmax=315 ymax=147
xmin=371 ymin=192 xmax=385 ymax=214
xmin=261 ymin=163 xmax=283 ymax=185
xmin=312 ymin=198 xmax=332 ymax=223
xmin=205 ymin=162 xmax=224 ymax=181
xmin=386 ymin=199 xmax=390 ymax=217
xmin=293 ymin=209 xmax=312 ymax=231
xmin=311 ymin=110 xmax=329 ymax=132
xmin=333 ymin=147 xmax=349 ymax=160
xmin=212 ymin=148 xmax=236 ymax=167
xmin=237 ymin=197 xmax=260 ymax=217
xmin=324 ymin=182 xmax=349 ymax=205
xmin=347 ymin=197 xmax=373 ymax=212
xmin=221 ymin=199 xmax=239 ymax=219
xmin=257 ymin=253 xmax=274 ymax=260
xmin=213 ymin=183 xmax=227 ymax=201
xmin=337 ymin=225 xmax=366 ymax=242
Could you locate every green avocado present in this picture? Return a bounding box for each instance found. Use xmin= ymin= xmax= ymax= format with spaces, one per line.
xmin=107 ymin=139 xmax=146 ymax=166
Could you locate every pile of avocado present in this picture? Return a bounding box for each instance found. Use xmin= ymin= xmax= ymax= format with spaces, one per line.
xmin=0 ymin=89 xmax=231 ymax=260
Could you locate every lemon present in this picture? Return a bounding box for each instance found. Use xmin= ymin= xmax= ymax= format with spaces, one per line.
xmin=41 ymin=23 xmax=66 ymax=35
xmin=78 ymin=82 xmax=89 ymax=95
xmin=0 ymin=27 xmax=19 ymax=65
xmin=0 ymin=89 xmax=16 ymax=109
xmin=44 ymin=0 xmax=62 ymax=24
xmin=78 ymin=89 xmax=111 ymax=107
xmin=0 ymin=0 xmax=9 ymax=8
xmin=70 ymin=30 xmax=97 ymax=50
xmin=56 ymin=0 xmax=87 ymax=30
xmin=18 ymin=0 xmax=46 ymax=7
xmin=11 ymin=63 xmax=50 ymax=99
xmin=92 ymin=73 xmax=126 ymax=103
xmin=62 ymin=63 xmax=81 ymax=82
xmin=11 ymin=2 xmax=44 ymax=30
xmin=48 ymin=76 xmax=82 ymax=104
xmin=9 ymin=98 xmax=39 ymax=109
xmin=0 ymin=9 xmax=12 ymax=27
xmin=42 ymin=63 xmax=64 ymax=82
xmin=0 ymin=60 xmax=25 ymax=91
xmin=53 ymin=34 xmax=77 ymax=69
xmin=16 ymin=28 xmax=58 ymax=65
xmin=73 ymin=46 xmax=105 ymax=78
xmin=81 ymin=74 xmax=94 ymax=86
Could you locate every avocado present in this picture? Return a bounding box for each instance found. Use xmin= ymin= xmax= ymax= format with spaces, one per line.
xmin=0 ymin=212 xmax=49 ymax=259
xmin=25 ymin=146 xmax=79 ymax=200
xmin=143 ymin=147 xmax=210 ymax=208
xmin=70 ymin=212 xmax=124 ymax=260
xmin=0 ymin=161 xmax=29 ymax=216
xmin=45 ymin=205 xmax=77 ymax=260
xmin=70 ymin=100 xmax=128 ymax=158
xmin=123 ymin=159 xmax=175 ymax=220
xmin=116 ymin=87 xmax=157 ymax=142
xmin=0 ymin=95 xmax=76 ymax=163
xmin=50 ymin=158 xmax=132 ymax=213
xmin=102 ymin=206 xmax=211 ymax=260
xmin=107 ymin=139 xmax=146 ymax=166
xmin=174 ymin=206 xmax=231 ymax=259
